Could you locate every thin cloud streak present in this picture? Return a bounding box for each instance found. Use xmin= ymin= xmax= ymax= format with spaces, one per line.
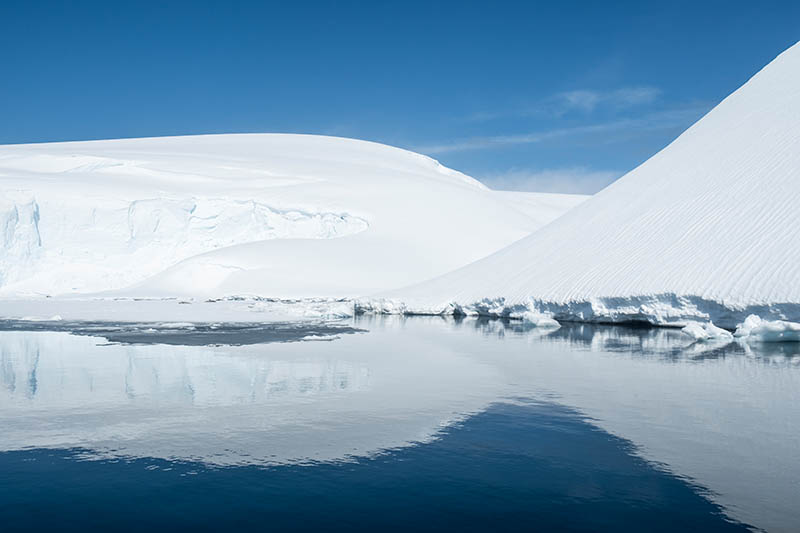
xmin=462 ymin=86 xmax=663 ymax=123
xmin=420 ymin=104 xmax=710 ymax=155
xmin=556 ymin=86 xmax=661 ymax=113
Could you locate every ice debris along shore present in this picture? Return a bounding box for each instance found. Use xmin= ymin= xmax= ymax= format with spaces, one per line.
xmin=679 ymin=315 xmax=800 ymax=344
xmin=0 ymin=134 xmax=585 ymax=298
xmin=363 ymin=40 xmax=800 ymax=333
xmin=733 ymin=315 xmax=800 ymax=342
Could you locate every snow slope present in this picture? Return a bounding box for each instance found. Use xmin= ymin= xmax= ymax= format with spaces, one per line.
xmin=364 ymin=41 xmax=800 ymax=329
xmin=0 ymin=134 xmax=585 ymax=298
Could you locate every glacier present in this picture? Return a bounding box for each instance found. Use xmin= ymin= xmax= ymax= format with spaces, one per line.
xmin=362 ymin=41 xmax=800 ymax=332
xmin=0 ymin=134 xmax=585 ymax=298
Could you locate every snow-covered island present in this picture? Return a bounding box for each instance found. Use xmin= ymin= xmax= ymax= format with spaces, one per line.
xmin=1 ymin=42 xmax=799 ymax=339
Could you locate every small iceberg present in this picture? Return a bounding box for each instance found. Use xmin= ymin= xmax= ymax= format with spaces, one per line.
xmin=734 ymin=315 xmax=800 ymax=342
xmin=681 ymin=321 xmax=733 ymax=342
xmin=517 ymin=311 xmax=560 ymax=328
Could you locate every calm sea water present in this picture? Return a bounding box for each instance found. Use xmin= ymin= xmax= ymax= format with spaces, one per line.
xmin=1 ymin=316 xmax=798 ymax=532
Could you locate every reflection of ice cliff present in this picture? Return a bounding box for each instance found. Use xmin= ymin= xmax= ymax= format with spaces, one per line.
xmin=0 ymin=332 xmax=370 ymax=407
xmin=0 ymin=328 xmax=501 ymax=467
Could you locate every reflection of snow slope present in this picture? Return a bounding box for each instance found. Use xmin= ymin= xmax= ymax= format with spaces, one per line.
xmin=430 ymin=318 xmax=800 ymax=533
xmin=0 ymin=134 xmax=586 ymax=297
xmin=371 ymin=41 xmax=800 ymax=328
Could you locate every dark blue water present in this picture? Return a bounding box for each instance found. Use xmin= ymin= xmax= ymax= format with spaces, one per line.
xmin=2 ymin=317 xmax=798 ymax=531
xmin=0 ymin=401 xmax=746 ymax=532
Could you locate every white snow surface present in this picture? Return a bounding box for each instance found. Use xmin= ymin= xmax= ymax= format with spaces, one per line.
xmin=0 ymin=134 xmax=585 ymax=298
xmin=364 ymin=41 xmax=800 ymax=330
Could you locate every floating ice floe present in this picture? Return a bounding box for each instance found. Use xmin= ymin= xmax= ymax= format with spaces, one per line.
xmin=734 ymin=315 xmax=800 ymax=342
xmin=681 ymin=321 xmax=733 ymax=342
xmin=513 ymin=311 xmax=560 ymax=328
xmin=18 ymin=314 xmax=63 ymax=322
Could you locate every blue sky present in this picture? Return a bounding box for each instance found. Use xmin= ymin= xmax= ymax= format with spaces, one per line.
xmin=2 ymin=1 xmax=799 ymax=193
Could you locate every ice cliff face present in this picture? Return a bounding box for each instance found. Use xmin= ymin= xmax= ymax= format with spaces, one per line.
xmin=0 ymin=194 xmax=368 ymax=293
xmin=0 ymin=196 xmax=41 ymax=287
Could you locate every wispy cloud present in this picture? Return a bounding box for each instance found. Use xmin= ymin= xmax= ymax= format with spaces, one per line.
xmin=419 ymin=104 xmax=709 ymax=155
xmin=463 ymin=86 xmax=663 ymax=123
xmin=481 ymin=166 xmax=622 ymax=195
xmin=555 ymin=86 xmax=661 ymax=114
xmin=419 ymin=122 xmax=620 ymax=154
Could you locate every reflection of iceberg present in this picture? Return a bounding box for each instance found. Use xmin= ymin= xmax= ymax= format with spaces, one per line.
xmin=0 ymin=332 xmax=368 ymax=407
xmin=0 ymin=328 xmax=502 ymax=467
xmin=2 ymin=318 xmax=799 ymax=532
